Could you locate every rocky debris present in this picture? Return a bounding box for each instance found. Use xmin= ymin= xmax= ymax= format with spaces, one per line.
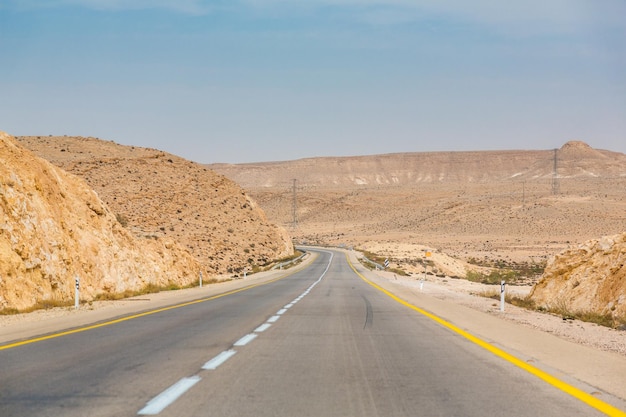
xmin=529 ymin=233 xmax=626 ymax=321
xmin=17 ymin=135 xmax=294 ymax=276
xmin=0 ymin=131 xmax=202 ymax=311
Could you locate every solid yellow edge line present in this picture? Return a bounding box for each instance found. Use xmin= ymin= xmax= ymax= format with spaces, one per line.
xmin=0 ymin=265 xmax=304 ymax=351
xmin=346 ymin=253 xmax=626 ymax=417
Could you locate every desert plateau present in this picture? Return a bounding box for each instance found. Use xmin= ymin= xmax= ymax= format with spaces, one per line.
xmin=2 ymin=133 xmax=626 ymax=334
xmin=210 ymin=140 xmax=626 ymax=325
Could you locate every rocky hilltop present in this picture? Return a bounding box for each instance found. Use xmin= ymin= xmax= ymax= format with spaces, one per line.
xmin=0 ymin=132 xmax=201 ymax=311
xmin=17 ymin=135 xmax=294 ymax=277
xmin=529 ymin=232 xmax=626 ymax=321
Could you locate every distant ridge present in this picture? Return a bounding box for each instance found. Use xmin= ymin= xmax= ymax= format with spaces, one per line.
xmin=209 ymin=141 xmax=626 ymax=189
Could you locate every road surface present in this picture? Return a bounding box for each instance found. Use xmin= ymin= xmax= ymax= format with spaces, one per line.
xmin=0 ymin=249 xmax=619 ymax=416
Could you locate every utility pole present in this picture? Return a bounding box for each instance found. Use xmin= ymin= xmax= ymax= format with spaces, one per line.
xmin=551 ymin=148 xmax=560 ymax=195
xmin=292 ymin=179 xmax=298 ymax=230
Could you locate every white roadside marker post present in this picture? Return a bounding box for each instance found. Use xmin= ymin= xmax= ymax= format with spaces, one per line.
xmin=74 ymin=276 xmax=80 ymax=310
xmin=421 ymin=251 xmax=431 ymax=291
xmin=500 ymin=280 xmax=506 ymax=312
xmin=199 ymin=271 xmax=203 ymax=288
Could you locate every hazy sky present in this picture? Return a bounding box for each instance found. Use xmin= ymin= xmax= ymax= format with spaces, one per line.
xmin=1 ymin=1 xmax=625 ymax=163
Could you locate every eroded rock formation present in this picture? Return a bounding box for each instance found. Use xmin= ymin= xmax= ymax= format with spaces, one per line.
xmin=1 ymin=132 xmax=202 ymax=310
xmin=529 ymin=233 xmax=626 ymax=320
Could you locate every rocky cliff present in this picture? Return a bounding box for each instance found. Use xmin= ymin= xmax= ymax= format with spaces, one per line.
xmin=529 ymin=233 xmax=626 ymax=322
xmin=0 ymin=132 xmax=201 ymax=311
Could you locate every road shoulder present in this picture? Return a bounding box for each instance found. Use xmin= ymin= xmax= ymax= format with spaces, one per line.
xmin=0 ymin=252 xmax=316 ymax=346
xmin=343 ymin=248 xmax=626 ymax=409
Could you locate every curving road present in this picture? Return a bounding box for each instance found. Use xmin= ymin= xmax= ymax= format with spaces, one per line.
xmin=0 ymin=249 xmax=617 ymax=416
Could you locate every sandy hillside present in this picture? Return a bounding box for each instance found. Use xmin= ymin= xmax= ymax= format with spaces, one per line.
xmin=17 ymin=135 xmax=294 ymax=277
xmin=211 ymin=141 xmax=626 ymax=269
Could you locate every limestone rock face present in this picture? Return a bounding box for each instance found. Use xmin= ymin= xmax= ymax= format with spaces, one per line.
xmin=0 ymin=132 xmax=201 ymax=310
xmin=529 ymin=233 xmax=626 ymax=319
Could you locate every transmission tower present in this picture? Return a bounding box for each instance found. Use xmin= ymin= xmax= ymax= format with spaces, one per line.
xmin=551 ymin=148 xmax=560 ymax=195
xmin=292 ymin=178 xmax=298 ymax=230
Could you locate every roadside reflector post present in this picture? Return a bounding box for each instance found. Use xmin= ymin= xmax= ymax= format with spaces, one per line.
xmin=74 ymin=276 xmax=80 ymax=310
xmin=500 ymin=280 xmax=506 ymax=312
xmin=199 ymin=271 xmax=203 ymax=288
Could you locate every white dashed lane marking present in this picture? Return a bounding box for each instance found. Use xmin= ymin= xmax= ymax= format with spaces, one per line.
xmin=267 ymin=315 xmax=280 ymax=323
xmin=138 ymin=376 xmax=201 ymax=415
xmin=234 ymin=333 xmax=258 ymax=347
xmin=255 ymin=323 xmax=272 ymax=333
xmin=137 ymin=251 xmax=335 ymax=415
xmin=202 ymin=350 xmax=237 ymax=370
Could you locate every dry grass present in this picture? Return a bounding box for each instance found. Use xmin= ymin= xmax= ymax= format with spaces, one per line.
xmin=0 ymin=298 xmax=74 ymax=315
xmin=476 ymin=289 xmax=624 ymax=328
xmin=94 ymin=281 xmax=197 ymax=301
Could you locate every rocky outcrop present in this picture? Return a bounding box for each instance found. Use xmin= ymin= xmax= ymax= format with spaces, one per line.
xmin=0 ymin=132 xmax=202 ymax=311
xmin=529 ymin=233 xmax=626 ymax=320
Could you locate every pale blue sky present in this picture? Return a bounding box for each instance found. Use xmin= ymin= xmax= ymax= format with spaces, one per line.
xmin=1 ymin=1 xmax=624 ymax=163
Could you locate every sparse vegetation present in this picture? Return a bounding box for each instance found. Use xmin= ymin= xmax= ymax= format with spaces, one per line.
xmin=0 ymin=307 xmax=20 ymax=315
xmin=94 ymin=281 xmax=197 ymax=301
xmin=476 ymin=289 xmax=625 ymax=329
xmin=467 ymin=258 xmax=545 ymax=282
xmin=115 ymin=213 xmax=129 ymax=227
xmin=357 ymin=249 xmax=409 ymax=276
xmin=477 ymin=288 xmax=536 ymax=309
xmin=0 ymin=298 xmax=73 ymax=315
xmin=388 ymin=267 xmax=409 ymax=276
xmin=466 ymin=269 xmax=522 ymax=285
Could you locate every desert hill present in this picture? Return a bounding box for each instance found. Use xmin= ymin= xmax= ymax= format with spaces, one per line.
xmin=210 ymin=141 xmax=626 ymax=188
xmin=0 ymin=131 xmax=201 ymax=311
xmin=210 ymin=141 xmax=626 ymax=268
xmin=16 ymin=135 xmax=294 ymax=277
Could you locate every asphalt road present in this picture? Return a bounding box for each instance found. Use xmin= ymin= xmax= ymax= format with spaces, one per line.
xmin=0 ymin=249 xmax=614 ymax=416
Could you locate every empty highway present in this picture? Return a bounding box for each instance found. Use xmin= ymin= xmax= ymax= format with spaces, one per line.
xmin=0 ymin=249 xmax=622 ymax=416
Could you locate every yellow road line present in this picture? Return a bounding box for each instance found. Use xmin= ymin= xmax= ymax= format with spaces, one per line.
xmin=346 ymin=253 xmax=626 ymax=417
xmin=0 ymin=267 xmax=303 ymax=351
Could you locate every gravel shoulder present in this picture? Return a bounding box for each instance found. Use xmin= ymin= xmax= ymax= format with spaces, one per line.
xmin=373 ymin=269 xmax=626 ymax=357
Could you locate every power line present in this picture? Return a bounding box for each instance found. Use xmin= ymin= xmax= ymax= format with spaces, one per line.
xmin=551 ymin=148 xmax=560 ymax=195
xmin=292 ymin=178 xmax=298 ymax=230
